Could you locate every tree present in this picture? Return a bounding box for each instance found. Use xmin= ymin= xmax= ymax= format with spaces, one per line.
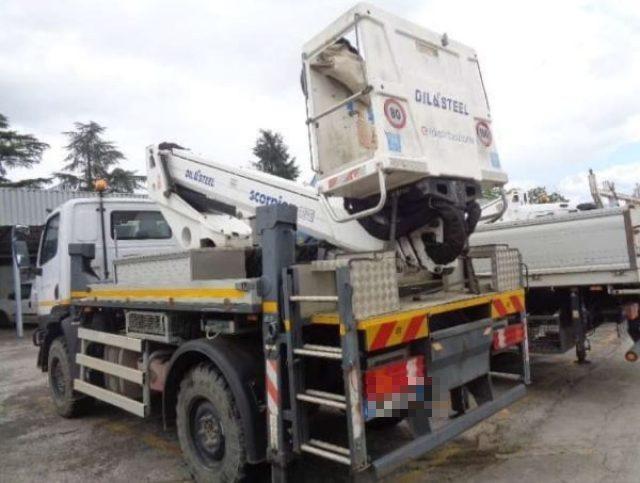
xmin=0 ymin=113 xmax=50 ymax=186
xmin=251 ymin=129 xmax=300 ymax=181
xmin=1 ymin=177 xmax=53 ymax=189
xmin=106 ymin=167 xmax=146 ymax=193
xmin=482 ymin=186 xmax=502 ymax=200
xmin=55 ymin=121 xmax=145 ymax=193
xmin=527 ymin=186 xmax=568 ymax=204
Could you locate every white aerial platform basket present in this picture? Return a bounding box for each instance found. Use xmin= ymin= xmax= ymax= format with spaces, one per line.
xmin=302 ymin=3 xmax=507 ymax=220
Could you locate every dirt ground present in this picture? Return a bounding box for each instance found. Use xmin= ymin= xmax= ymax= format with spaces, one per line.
xmin=1 ymin=325 xmax=639 ymax=483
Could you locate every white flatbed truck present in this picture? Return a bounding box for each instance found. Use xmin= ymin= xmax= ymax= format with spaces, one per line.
xmin=472 ymin=205 xmax=640 ymax=361
xmin=34 ymin=4 xmax=530 ymax=481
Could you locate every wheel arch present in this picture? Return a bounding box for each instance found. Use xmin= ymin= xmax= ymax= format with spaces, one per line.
xmin=163 ymin=337 xmax=266 ymax=464
xmin=36 ymin=305 xmax=73 ymax=371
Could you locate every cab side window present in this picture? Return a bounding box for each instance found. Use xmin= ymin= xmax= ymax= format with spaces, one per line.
xmin=111 ymin=211 xmax=172 ymax=240
xmin=39 ymin=214 xmax=60 ymax=266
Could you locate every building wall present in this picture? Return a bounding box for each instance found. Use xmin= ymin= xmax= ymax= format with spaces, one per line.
xmin=0 ymin=188 xmax=147 ymax=226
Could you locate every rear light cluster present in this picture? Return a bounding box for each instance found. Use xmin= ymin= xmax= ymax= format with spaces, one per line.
xmin=493 ymin=323 xmax=525 ymax=350
xmin=364 ymin=356 xmax=426 ymax=419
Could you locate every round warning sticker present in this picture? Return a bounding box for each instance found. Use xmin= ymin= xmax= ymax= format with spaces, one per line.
xmin=384 ymin=99 xmax=407 ymax=129
xmin=476 ymin=121 xmax=493 ymax=147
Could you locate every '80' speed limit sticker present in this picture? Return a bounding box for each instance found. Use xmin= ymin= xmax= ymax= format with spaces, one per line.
xmin=384 ymin=99 xmax=407 ymax=129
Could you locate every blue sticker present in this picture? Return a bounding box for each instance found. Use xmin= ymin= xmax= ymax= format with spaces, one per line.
xmin=385 ymin=132 xmax=402 ymax=152
xmin=346 ymin=101 xmax=355 ymax=115
xmin=490 ymin=152 xmax=501 ymax=168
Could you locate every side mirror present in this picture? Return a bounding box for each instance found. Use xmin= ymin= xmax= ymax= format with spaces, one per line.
xmin=34 ymin=267 xmax=43 ymax=277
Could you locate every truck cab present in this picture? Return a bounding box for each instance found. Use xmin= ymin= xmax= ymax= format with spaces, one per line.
xmin=35 ymin=197 xmax=178 ymax=319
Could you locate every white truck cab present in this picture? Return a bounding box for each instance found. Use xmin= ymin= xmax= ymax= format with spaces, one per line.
xmin=35 ymin=197 xmax=178 ymax=318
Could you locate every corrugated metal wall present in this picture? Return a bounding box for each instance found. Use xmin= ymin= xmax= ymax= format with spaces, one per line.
xmin=0 ymin=188 xmax=147 ymax=226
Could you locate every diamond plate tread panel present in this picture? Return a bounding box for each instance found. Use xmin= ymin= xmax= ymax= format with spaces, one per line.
xmin=350 ymin=256 xmax=399 ymax=320
xmin=310 ymin=252 xmax=399 ymax=319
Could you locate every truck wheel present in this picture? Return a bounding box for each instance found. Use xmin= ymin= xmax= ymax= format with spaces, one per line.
xmin=176 ymin=363 xmax=247 ymax=482
xmin=47 ymin=337 xmax=89 ymax=417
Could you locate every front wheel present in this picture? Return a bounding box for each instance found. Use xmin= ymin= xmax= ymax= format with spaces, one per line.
xmin=176 ymin=363 xmax=247 ymax=482
xmin=47 ymin=337 xmax=90 ymax=417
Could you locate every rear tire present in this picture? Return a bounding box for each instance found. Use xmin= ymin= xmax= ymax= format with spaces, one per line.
xmin=176 ymin=363 xmax=247 ymax=482
xmin=47 ymin=337 xmax=90 ymax=417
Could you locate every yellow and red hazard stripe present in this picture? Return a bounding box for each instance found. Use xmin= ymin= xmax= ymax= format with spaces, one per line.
xmin=491 ymin=291 xmax=525 ymax=318
xmin=361 ymin=311 xmax=428 ymax=352
xmin=310 ymin=289 xmax=526 ymax=352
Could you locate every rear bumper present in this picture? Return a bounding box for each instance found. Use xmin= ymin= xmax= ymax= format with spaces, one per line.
xmin=370 ymin=384 xmax=526 ymax=478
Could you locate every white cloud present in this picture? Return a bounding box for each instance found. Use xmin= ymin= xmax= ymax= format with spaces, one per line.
xmin=1 ymin=0 xmax=639 ymax=192
xmin=413 ymin=0 xmax=640 ymax=182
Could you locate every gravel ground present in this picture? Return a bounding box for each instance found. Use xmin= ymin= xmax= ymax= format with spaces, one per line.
xmin=1 ymin=324 xmax=639 ymax=482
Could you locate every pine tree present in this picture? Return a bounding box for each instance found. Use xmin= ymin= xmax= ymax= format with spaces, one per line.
xmin=0 ymin=113 xmax=50 ymax=186
xmin=251 ymin=129 xmax=300 ymax=181
xmin=55 ymin=121 xmax=145 ymax=192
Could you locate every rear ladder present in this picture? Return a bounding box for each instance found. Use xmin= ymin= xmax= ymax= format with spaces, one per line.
xmin=282 ymin=265 xmax=368 ymax=470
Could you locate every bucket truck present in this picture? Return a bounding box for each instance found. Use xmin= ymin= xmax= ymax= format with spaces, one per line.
xmin=34 ymin=4 xmax=529 ymax=481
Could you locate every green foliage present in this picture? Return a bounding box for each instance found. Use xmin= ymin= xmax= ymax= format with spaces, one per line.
xmin=55 ymin=121 xmax=145 ymax=193
xmin=482 ymin=186 xmax=503 ymax=200
xmin=106 ymin=167 xmax=146 ymax=193
xmin=0 ymin=113 xmax=49 ymax=186
xmin=1 ymin=177 xmax=53 ymax=189
xmin=251 ymin=129 xmax=299 ymax=181
xmin=527 ymin=186 xmax=568 ymax=204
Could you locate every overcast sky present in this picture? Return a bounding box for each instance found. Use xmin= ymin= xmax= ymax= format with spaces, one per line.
xmin=1 ymin=0 xmax=639 ymax=201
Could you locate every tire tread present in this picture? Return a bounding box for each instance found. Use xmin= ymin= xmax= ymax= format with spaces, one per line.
xmin=176 ymin=363 xmax=247 ymax=482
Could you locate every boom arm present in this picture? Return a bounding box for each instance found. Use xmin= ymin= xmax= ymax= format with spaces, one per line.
xmin=146 ymin=145 xmax=385 ymax=252
xmin=145 ymin=6 xmax=508 ymax=269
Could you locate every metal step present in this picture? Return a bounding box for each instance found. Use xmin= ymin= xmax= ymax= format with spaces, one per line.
xmin=301 ymin=440 xmax=351 ymax=465
xmin=293 ymin=344 xmax=343 ymax=360
xmin=297 ymin=391 xmax=347 ymax=410
xmin=305 ymin=389 xmax=346 ymax=402
xmin=76 ymin=327 xmax=149 ymax=418
xmin=78 ymin=327 xmax=142 ymax=352
xmin=290 ymin=295 xmax=339 ymax=303
xmin=74 ymin=379 xmax=146 ymax=417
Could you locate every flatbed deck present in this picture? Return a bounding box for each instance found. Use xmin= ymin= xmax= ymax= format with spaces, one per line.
xmin=71 ymin=278 xmax=261 ymax=314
